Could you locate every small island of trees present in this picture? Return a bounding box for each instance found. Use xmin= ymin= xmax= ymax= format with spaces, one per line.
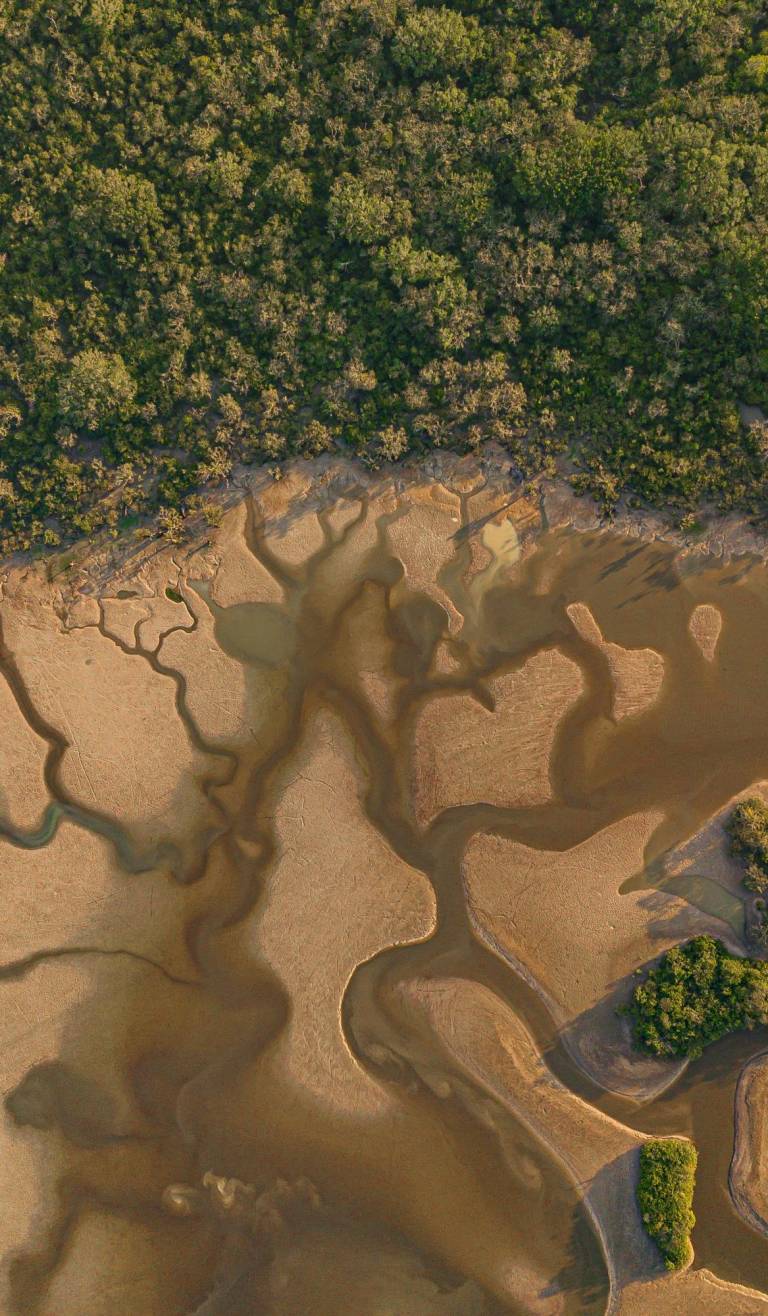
xmin=624 ymin=934 xmax=768 ymax=1059
xmin=637 ymin=1138 xmax=697 ymax=1271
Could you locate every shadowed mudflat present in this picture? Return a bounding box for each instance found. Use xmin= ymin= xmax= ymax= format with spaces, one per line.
xmin=3 ymin=454 xmax=768 ymax=1313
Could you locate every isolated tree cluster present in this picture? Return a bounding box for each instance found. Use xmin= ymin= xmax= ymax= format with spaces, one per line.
xmin=637 ymin=1138 xmax=697 ymax=1271
xmin=3 ymin=0 xmax=768 ymax=549
xmin=624 ymin=934 xmax=768 ymax=1058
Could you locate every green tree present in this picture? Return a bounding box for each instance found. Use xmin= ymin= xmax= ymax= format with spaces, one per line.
xmin=624 ymin=935 xmax=768 ymax=1058
xmin=58 ymin=351 xmax=137 ymax=432
xmin=727 ymin=797 xmax=768 ymax=892
xmin=392 ymin=6 xmax=484 ymax=76
xmin=74 ymin=168 xmax=163 ymax=248
xmin=637 ymin=1139 xmax=697 ymax=1271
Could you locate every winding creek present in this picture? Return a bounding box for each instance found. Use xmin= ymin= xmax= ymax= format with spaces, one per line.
xmin=4 ymin=467 xmax=768 ymax=1312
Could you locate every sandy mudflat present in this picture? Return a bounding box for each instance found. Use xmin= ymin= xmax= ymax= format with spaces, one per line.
xmin=620 ymin=1268 xmax=768 ymax=1313
xmin=730 ymin=1051 xmax=768 ymax=1238
xmin=688 ymin=603 xmax=723 ymax=662
xmin=246 ymin=702 xmax=437 ymax=1114
xmin=209 ymin=498 xmax=284 ymax=608
xmin=411 ymin=647 xmax=584 ymax=826
xmin=0 ymin=819 xmax=200 ymax=975
xmin=661 ymin=782 xmax=768 ymax=902
xmin=2 ymin=568 xmax=223 ymax=876
xmin=0 ymin=672 xmax=48 ymax=829
xmin=567 ymin=602 xmax=664 ymax=721
xmin=462 ymin=812 xmax=732 ymax=1096
xmin=384 ymin=481 xmax=464 ymax=631
xmin=2 ymin=453 xmax=768 ymax=1312
xmin=383 ymin=975 xmax=661 ymax=1306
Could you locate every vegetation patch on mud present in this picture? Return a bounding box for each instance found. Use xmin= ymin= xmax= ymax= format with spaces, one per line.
xmin=637 ymin=1138 xmax=697 ymax=1271
xmin=624 ymin=935 xmax=768 ymax=1059
xmin=727 ymin=797 xmax=768 ymax=894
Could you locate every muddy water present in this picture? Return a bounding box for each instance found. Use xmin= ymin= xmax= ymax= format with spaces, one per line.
xmin=7 ymin=499 xmax=768 ymax=1312
xmin=599 ymin=1028 xmax=768 ymax=1290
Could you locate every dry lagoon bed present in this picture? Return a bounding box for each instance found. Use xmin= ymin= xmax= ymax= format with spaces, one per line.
xmin=3 ymin=453 xmax=768 ymax=1312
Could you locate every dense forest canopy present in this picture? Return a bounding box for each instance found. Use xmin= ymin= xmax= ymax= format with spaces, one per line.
xmin=3 ymin=0 xmax=768 ymax=548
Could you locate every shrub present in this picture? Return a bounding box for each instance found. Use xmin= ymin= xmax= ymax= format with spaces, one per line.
xmin=74 ymin=167 xmax=163 ymax=247
xmin=57 ymin=351 xmax=137 ymax=432
xmin=623 ymin=935 xmax=768 ymax=1058
xmin=637 ymin=1138 xmax=697 ymax=1270
xmin=392 ymin=8 xmax=483 ymax=76
xmin=727 ymin=797 xmax=768 ymax=894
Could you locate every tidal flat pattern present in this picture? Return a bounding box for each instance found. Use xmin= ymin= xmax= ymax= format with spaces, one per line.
xmin=3 ymin=459 xmax=768 ymax=1314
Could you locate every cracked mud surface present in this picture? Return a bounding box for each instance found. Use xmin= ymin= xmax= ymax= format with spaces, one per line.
xmin=4 ymin=454 xmax=768 ymax=1313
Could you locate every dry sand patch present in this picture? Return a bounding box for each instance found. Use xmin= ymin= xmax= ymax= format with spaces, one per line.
xmin=246 ymin=703 xmax=436 ymax=1113
xmin=210 ymin=499 xmax=284 ymax=608
xmin=567 ymin=602 xmax=664 ymax=721
xmin=0 ymin=820 xmax=197 ymax=976
xmin=1 ymin=577 xmax=220 ymax=873
xmin=689 ymin=603 xmax=723 ymax=662
xmin=730 ymin=1051 xmax=768 ymax=1239
xmin=411 ymin=647 xmax=583 ymax=826
xmin=0 ymin=673 xmax=48 ymax=830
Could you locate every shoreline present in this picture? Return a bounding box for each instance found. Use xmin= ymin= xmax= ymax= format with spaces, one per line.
xmin=7 ymin=446 xmax=768 ymax=601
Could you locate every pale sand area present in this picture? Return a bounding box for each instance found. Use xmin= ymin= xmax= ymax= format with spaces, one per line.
xmin=462 ymin=812 xmax=747 ymax=1096
xmin=730 ymin=1051 xmax=768 ymax=1239
xmin=256 ymin=466 xmax=329 ymax=570
xmin=383 ymin=975 xmax=768 ymax=1316
xmin=410 ymin=648 xmax=584 ymax=827
xmin=0 ymin=819 xmax=202 ymax=976
xmin=159 ymin=581 xmax=291 ymax=767
xmin=97 ymin=545 xmax=282 ymax=756
xmin=620 ymin=1269 xmax=768 ymax=1314
xmin=567 ymin=602 xmax=665 ymax=721
xmin=383 ymin=482 xmax=464 ymax=632
xmin=97 ymin=579 xmax=192 ymax=651
xmin=199 ymin=705 xmax=578 ymax=1312
xmin=688 ymin=603 xmax=723 ymax=662
xmin=209 ymin=498 xmax=284 ymax=607
xmin=244 ymin=704 xmax=435 ymax=1117
xmin=0 ymin=668 xmax=49 ymax=829
xmin=659 ymin=781 xmax=768 ymax=909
